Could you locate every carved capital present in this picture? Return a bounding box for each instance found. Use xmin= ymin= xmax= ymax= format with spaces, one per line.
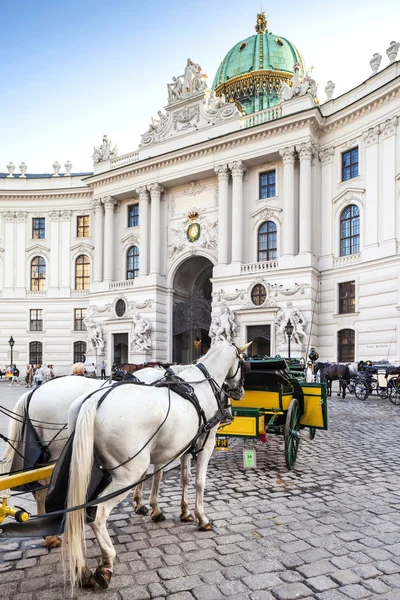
xmin=92 ymin=198 xmax=104 ymax=212
xmin=103 ymin=196 xmax=118 ymax=210
xmin=279 ymin=146 xmax=296 ymax=165
xmin=136 ymin=186 xmax=149 ymax=201
xmin=49 ymin=210 xmax=61 ymax=221
xmin=319 ymin=146 xmax=335 ymax=165
xmin=214 ymin=164 xmax=229 ymax=181
xmin=363 ymin=125 xmax=380 ymax=147
xmin=4 ymin=212 xmax=15 ymax=222
xmin=60 ymin=210 xmax=72 ymax=221
xmin=16 ymin=211 xmax=28 ymax=223
xmin=296 ymin=141 xmax=314 ymax=161
xmin=229 ymin=160 xmax=246 ymax=177
xmin=380 ymin=116 xmax=398 ymax=139
xmin=148 ymin=183 xmax=164 ymax=198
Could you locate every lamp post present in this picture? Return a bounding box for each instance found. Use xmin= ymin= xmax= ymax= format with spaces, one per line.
xmin=285 ymin=320 xmax=294 ymax=359
xmin=8 ymin=336 xmax=15 ymax=366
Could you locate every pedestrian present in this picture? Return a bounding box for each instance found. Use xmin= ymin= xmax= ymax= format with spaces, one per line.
xmin=101 ymin=360 xmax=107 ymax=379
xmin=10 ymin=364 xmax=20 ymax=387
xmin=35 ymin=364 xmax=45 ymax=387
xmin=71 ymin=362 xmax=85 ymax=376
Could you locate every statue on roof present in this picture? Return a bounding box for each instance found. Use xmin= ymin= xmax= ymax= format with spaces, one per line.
xmin=167 ymin=59 xmax=208 ymax=105
xmin=279 ymin=63 xmax=318 ymax=103
xmin=92 ymin=135 xmax=118 ymax=164
xmin=255 ymin=11 xmax=268 ymax=34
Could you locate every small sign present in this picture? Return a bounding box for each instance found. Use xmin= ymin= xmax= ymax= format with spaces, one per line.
xmin=243 ymin=448 xmax=257 ymax=468
xmin=216 ymin=438 xmax=229 ymax=451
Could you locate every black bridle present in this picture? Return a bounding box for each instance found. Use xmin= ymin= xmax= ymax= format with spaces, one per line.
xmin=223 ymin=347 xmax=246 ymax=400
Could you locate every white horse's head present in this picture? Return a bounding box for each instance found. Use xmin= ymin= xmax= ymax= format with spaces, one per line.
xmin=222 ymin=341 xmax=252 ymax=401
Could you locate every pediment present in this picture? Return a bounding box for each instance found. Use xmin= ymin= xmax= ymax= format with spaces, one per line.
xmin=121 ymin=232 xmax=139 ymax=246
xmin=26 ymin=244 xmax=50 ymax=255
xmin=332 ymin=187 xmax=365 ymax=204
xmin=70 ymin=242 xmax=94 ymax=253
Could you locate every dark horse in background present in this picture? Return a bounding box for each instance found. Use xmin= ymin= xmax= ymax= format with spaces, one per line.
xmin=316 ymin=362 xmax=352 ymax=398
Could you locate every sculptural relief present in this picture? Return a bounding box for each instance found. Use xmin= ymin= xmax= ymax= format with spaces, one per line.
xmin=275 ymin=301 xmax=307 ymax=346
xmin=131 ymin=311 xmax=151 ymax=352
xmin=92 ymin=135 xmax=118 ymax=164
xmin=279 ymin=63 xmax=317 ymax=102
xmin=209 ymin=305 xmax=236 ymax=344
xmin=83 ymin=308 xmax=106 ymax=355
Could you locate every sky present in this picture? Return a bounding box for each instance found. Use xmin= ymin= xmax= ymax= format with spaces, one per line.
xmin=1 ymin=0 xmax=399 ymax=173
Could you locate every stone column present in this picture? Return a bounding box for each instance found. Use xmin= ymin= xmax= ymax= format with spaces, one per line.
xmin=93 ymin=199 xmax=104 ymax=283
xmin=4 ymin=212 xmax=15 ymax=288
xmin=15 ymin=212 xmax=27 ymax=289
xmin=230 ymin=160 xmax=246 ymax=264
xmin=380 ymin=118 xmax=397 ymax=243
xmin=149 ymin=183 xmax=164 ymax=275
xmin=60 ymin=210 xmax=72 ymax=289
xmin=319 ymin=147 xmax=335 ymax=257
xmin=103 ymin=196 xmax=117 ymax=281
xmin=137 ymin=186 xmax=149 ymax=276
xmin=49 ymin=211 xmax=60 ymax=288
xmin=297 ymin=142 xmax=313 ymax=254
xmin=215 ymin=164 xmax=229 ymax=265
xmin=364 ymin=126 xmax=380 ymax=248
xmin=279 ymin=146 xmax=296 ymax=256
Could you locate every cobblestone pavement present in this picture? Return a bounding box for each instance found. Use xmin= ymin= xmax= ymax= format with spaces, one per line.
xmin=1 ymin=385 xmax=400 ymax=599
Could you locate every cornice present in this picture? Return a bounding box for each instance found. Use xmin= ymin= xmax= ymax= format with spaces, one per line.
xmin=0 ymin=190 xmax=92 ymax=201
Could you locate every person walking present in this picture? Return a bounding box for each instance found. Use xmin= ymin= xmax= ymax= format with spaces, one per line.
xmin=10 ymin=365 xmax=20 ymax=387
xmin=35 ymin=364 xmax=45 ymax=387
xmin=101 ymin=360 xmax=107 ymax=379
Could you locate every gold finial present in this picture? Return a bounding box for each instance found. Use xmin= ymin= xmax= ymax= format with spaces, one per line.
xmin=255 ymin=11 xmax=268 ymax=34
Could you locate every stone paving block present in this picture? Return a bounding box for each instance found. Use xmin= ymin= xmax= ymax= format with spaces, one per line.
xmin=279 ymin=571 xmax=304 ymax=583
xmin=271 ymin=582 xmax=314 ymax=599
xmin=158 ymin=565 xmax=185 ymax=580
xmin=184 ymin=559 xmax=222 ymax=576
xmin=297 ymin=559 xmax=336 ymax=578
xmin=168 ymin=594 xmax=194 ymax=600
xmin=329 ymin=556 xmax=356 ymax=570
xmin=201 ymin=570 xmax=226 ymax=585
xmin=331 ymin=570 xmax=361 ymax=586
xmin=164 ymin=575 xmax=202 ymax=593
xmin=362 ymin=578 xmax=392 ymax=594
xmin=374 ymin=559 xmax=400 ymax=574
xmin=336 ymin=584 xmax=371 ymax=599
xmin=306 ymin=575 xmax=337 ymax=592
xmin=351 ymin=563 xmax=382 ymax=578
xmin=135 ymin=569 xmax=160 ymax=585
xmin=120 ymin=587 xmax=151 ymax=600
xmin=242 ymin=572 xmax=282 ymax=590
xmin=148 ymin=582 xmax=167 ymax=598
xmin=316 ymin=589 xmax=354 ymax=599
xmin=192 ymin=584 xmax=223 ymax=600
xmin=381 ymin=572 xmax=400 ymax=587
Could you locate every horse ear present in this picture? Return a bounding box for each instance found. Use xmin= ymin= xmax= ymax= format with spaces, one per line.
xmin=238 ymin=341 xmax=252 ymax=353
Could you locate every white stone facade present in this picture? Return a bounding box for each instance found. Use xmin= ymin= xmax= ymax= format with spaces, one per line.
xmin=1 ymin=58 xmax=400 ymax=373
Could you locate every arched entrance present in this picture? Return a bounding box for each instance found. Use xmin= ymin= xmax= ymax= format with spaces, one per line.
xmin=172 ymin=256 xmax=213 ymax=364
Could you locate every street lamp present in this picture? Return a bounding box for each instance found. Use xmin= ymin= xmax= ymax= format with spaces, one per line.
xmin=285 ymin=320 xmax=294 ymax=359
xmin=8 ymin=336 xmax=15 ymax=366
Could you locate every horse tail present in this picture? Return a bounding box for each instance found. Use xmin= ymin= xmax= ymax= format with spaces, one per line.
xmin=63 ymin=394 xmax=99 ymax=591
xmin=0 ymin=391 xmax=30 ymax=475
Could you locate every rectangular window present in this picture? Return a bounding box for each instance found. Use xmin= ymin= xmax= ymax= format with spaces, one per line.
xmin=259 ymin=171 xmax=276 ymax=199
xmin=74 ymin=308 xmax=87 ymax=331
xmin=339 ymin=281 xmax=355 ymax=314
xmin=30 ymin=309 xmax=43 ymax=331
xmin=342 ymin=148 xmax=359 ymax=181
xmin=128 ymin=204 xmax=139 ymax=228
xmin=77 ymin=215 xmax=90 ymax=238
xmin=32 ymin=217 xmax=46 ymax=239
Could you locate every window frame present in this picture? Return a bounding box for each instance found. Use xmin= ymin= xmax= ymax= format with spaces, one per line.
xmin=127 ymin=246 xmax=139 ymax=279
xmin=31 ymin=256 xmax=46 ymax=291
xmin=342 ymin=147 xmax=359 ymax=182
xmin=73 ymin=341 xmax=87 ymax=364
xmin=257 ymin=220 xmax=278 ymax=262
xmin=30 ymin=308 xmax=43 ymax=331
xmin=338 ymin=281 xmax=356 ymax=314
xmin=259 ymin=170 xmax=276 ymax=199
xmin=340 ymin=205 xmax=360 ymax=257
xmin=75 ymin=254 xmax=90 ymax=290
xmin=337 ymin=329 xmax=355 ymax=362
xmin=74 ymin=308 xmax=87 ymax=331
xmin=29 ymin=341 xmax=43 ymax=366
xmin=128 ymin=203 xmax=139 ymax=228
xmin=251 ymin=284 xmax=267 ymax=306
xmin=32 ymin=217 xmax=46 ymax=240
xmin=77 ymin=215 xmax=90 ymax=238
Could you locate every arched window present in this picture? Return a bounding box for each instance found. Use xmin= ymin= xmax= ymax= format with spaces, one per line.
xmin=29 ymin=341 xmax=43 ymax=365
xmin=75 ymin=255 xmax=90 ymax=290
xmin=338 ymin=329 xmax=355 ymax=362
xmin=31 ymin=256 xmax=46 ymax=291
xmin=74 ymin=341 xmax=86 ymax=363
xmin=340 ymin=205 xmax=360 ymax=256
xmin=258 ymin=221 xmax=277 ymax=262
xmin=127 ymin=246 xmax=139 ymax=279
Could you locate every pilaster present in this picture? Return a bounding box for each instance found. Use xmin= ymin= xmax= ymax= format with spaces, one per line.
xmin=279 ymin=146 xmax=296 ymax=257
xmin=296 ymin=141 xmax=314 ymax=255
xmin=4 ymin=212 xmax=15 ymax=288
xmin=137 ymin=186 xmax=149 ymax=277
xmin=229 ymin=160 xmax=246 ymax=265
xmin=149 ymin=183 xmax=164 ymax=275
xmin=49 ymin=210 xmax=60 ymax=289
xmin=60 ymin=210 xmax=72 ymax=289
xmin=103 ymin=196 xmax=118 ymax=281
xmin=364 ymin=125 xmax=380 ymax=250
xmin=15 ymin=212 xmax=27 ymax=289
xmin=380 ymin=117 xmax=397 ymax=246
xmin=92 ymin=198 xmax=104 ymax=283
xmin=319 ymin=147 xmax=335 ymax=263
xmin=215 ymin=164 xmax=230 ymax=266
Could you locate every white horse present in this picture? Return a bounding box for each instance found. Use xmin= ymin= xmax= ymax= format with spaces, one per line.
xmin=64 ymin=340 xmax=246 ymax=591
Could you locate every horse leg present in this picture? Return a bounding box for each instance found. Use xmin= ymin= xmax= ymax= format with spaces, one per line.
xmin=194 ymin=437 xmax=215 ymax=531
xmin=34 ymin=479 xmax=62 ymax=550
xmin=149 ymin=466 xmax=166 ymax=522
xmin=180 ymin=454 xmax=194 ymax=522
xmin=133 ymin=477 xmax=149 ymax=516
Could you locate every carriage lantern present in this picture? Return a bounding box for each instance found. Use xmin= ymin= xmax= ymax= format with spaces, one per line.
xmin=309 ymin=347 xmax=319 ymax=363
xmin=284 ymin=320 xmax=294 ymax=358
xmin=8 ymin=336 xmax=15 ymax=366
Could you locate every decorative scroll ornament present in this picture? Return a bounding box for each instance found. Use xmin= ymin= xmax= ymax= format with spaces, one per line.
xmin=131 ymin=311 xmax=151 ymax=352
xmin=279 ymin=63 xmax=317 ymax=103
xmin=92 ymin=135 xmax=117 ymax=164
xmin=169 ymin=209 xmax=217 ymax=258
xmin=275 ymin=301 xmax=307 ymax=346
xmin=130 ymin=299 xmax=154 ymax=311
xmin=140 ymin=111 xmax=170 ymax=146
xmin=184 ymin=181 xmax=206 ymax=196
xmin=173 ymin=105 xmax=200 ymax=131
xmin=214 ymin=289 xmax=246 ymax=302
xmin=241 ymin=279 xmax=277 ymax=309
xmin=209 ymin=304 xmax=236 ymax=344
xmin=203 ymin=90 xmax=241 ymax=122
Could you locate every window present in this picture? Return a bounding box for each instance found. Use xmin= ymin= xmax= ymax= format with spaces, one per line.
xmin=29 ymin=341 xmax=43 ymax=366
xmin=340 ymin=205 xmax=360 ymax=256
xmin=128 ymin=204 xmax=139 ymax=228
xmin=338 ymin=329 xmax=355 ymax=362
xmin=75 ymin=255 xmax=90 ymax=290
xmin=342 ymin=148 xmax=358 ymax=181
xmin=116 ymin=299 xmax=126 ymax=317
xmin=127 ymin=246 xmax=139 ymax=279
xmin=339 ymin=282 xmax=355 ymax=314
xmin=259 ymin=170 xmax=276 ymax=199
xmin=32 ymin=218 xmax=45 ymax=239
xmin=74 ymin=341 xmax=87 ymax=364
xmin=74 ymin=308 xmax=87 ymax=331
xmin=258 ymin=221 xmax=277 ymax=262
xmin=251 ymin=284 xmax=267 ymax=306
xmin=31 ymin=256 xmax=46 ymax=291
xmin=77 ymin=215 xmax=90 ymax=238
xmin=30 ymin=309 xmax=43 ymax=331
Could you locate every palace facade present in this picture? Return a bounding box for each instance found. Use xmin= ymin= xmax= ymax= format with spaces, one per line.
xmin=1 ymin=15 xmax=400 ymax=373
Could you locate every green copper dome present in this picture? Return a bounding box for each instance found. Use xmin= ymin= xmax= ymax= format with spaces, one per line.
xmin=212 ymin=13 xmax=305 ymax=115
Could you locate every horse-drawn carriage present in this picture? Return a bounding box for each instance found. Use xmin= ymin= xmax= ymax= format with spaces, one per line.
xmin=217 ymin=357 xmax=327 ymax=469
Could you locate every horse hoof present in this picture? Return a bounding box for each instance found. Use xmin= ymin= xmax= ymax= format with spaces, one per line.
xmin=151 ymin=512 xmax=166 ymax=523
xmin=44 ymin=536 xmax=62 ymax=550
xmin=94 ymin=566 xmax=112 ymax=589
xmin=79 ymin=569 xmax=96 ymax=588
xmin=198 ymin=522 xmax=213 ymax=531
xmin=180 ymin=513 xmax=195 ymax=522
xmin=135 ymin=505 xmax=149 ymax=516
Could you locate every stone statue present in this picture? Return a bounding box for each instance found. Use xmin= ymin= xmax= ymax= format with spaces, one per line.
xmin=279 ymin=63 xmax=317 ymax=103
xmin=193 ymin=63 xmax=207 ymax=93
xmin=92 ymin=135 xmax=117 ymax=164
xmin=275 ymin=301 xmax=307 ymax=346
xmin=85 ymin=322 xmax=105 ymax=355
xmin=131 ymin=311 xmax=151 ymax=352
xmin=209 ymin=305 xmax=236 ymax=344
xmin=167 ymin=76 xmax=183 ymax=102
xmin=183 ymin=58 xmax=195 ymax=95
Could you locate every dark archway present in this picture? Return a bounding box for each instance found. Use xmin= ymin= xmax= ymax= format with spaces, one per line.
xmin=172 ymin=256 xmax=213 ymax=364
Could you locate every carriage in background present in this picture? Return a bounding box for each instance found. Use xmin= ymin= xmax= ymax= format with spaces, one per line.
xmin=353 ymin=362 xmax=400 ymax=403
xmin=217 ymin=356 xmax=327 ymax=469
